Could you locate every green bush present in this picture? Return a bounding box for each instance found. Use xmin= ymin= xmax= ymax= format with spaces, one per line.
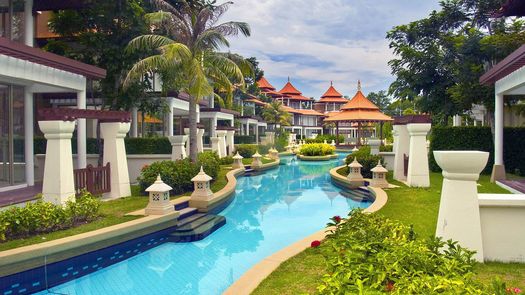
xmin=275 ymin=131 xmax=289 ymax=152
xmin=318 ymin=210 xmax=484 ymax=294
xmin=299 ymin=143 xmax=335 ymax=156
xmin=219 ymin=155 xmax=234 ymax=165
xmin=345 ymin=146 xmax=383 ymax=178
xmin=138 ymin=152 xmax=220 ymax=194
xmin=125 ymin=137 xmax=171 ymax=154
xmin=0 ymin=191 xmax=101 ymax=242
xmin=304 ymin=134 xmax=344 ymax=144
xmin=234 ymin=135 xmax=256 ymax=144
xmin=234 ymin=144 xmax=258 ymax=158
xmin=504 ymin=128 xmax=525 ymax=176
xmin=429 ymin=127 xmax=494 ymax=174
xmin=380 ymin=144 xmax=393 ymax=152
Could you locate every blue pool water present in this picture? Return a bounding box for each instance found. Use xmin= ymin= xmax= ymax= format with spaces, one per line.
xmin=38 ymin=154 xmax=370 ymax=295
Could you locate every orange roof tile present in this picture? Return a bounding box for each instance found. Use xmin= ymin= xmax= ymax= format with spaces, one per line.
xmin=279 ymin=81 xmax=302 ymax=96
xmin=341 ymin=90 xmax=379 ymax=110
xmin=324 ymin=109 xmax=393 ymax=122
xmin=293 ymin=109 xmax=325 ymax=116
xmin=319 ymin=83 xmax=348 ymax=103
xmin=257 ymin=76 xmax=276 ymax=91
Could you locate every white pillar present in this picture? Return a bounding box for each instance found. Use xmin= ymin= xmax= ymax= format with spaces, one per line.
xmin=197 ymin=128 xmax=204 ymax=153
xmin=167 ymin=98 xmax=174 ymax=136
xmin=406 ymin=123 xmax=431 ymax=187
xmin=369 ymin=139 xmax=381 ymax=155
xmin=434 ymin=151 xmax=488 ymax=262
xmin=453 ymin=115 xmax=462 ymax=127
xmin=211 ymin=137 xmax=220 ymax=155
xmin=39 ymin=120 xmax=76 ymax=205
xmin=215 ymin=130 xmax=227 ymax=158
xmin=100 ymin=122 xmax=131 ymax=200
xmin=255 ymin=124 xmax=259 ymax=144
xmin=226 ymin=130 xmax=235 ymax=155
xmin=169 ymin=135 xmax=188 ymax=160
xmin=393 ymin=124 xmax=409 ymax=181
xmin=246 ymin=122 xmax=250 ymax=136
xmin=492 ymin=93 xmax=505 ymax=182
xmin=131 ymin=107 xmax=138 ymax=138
xmin=24 ymin=0 xmax=34 ymax=47
xmin=210 ymin=116 xmax=217 ymax=138
xmin=24 ymin=88 xmax=34 ymax=186
xmin=77 ymin=89 xmax=87 ymax=169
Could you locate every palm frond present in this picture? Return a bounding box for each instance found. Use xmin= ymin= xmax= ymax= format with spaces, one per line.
xmin=211 ymin=21 xmax=251 ymax=37
xmin=126 ymin=34 xmax=175 ymax=54
xmin=124 ymin=55 xmax=168 ymax=88
xmin=195 ymin=29 xmax=230 ymax=50
xmin=206 ymin=1 xmax=234 ymax=26
xmin=217 ymin=52 xmax=254 ymax=77
xmin=159 ymin=42 xmax=192 ymax=62
xmin=205 ymin=53 xmax=245 ymax=86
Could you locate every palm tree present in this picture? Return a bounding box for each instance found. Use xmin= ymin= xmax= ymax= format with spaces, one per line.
xmin=124 ymin=0 xmax=252 ymax=162
xmin=262 ymin=101 xmax=292 ymax=131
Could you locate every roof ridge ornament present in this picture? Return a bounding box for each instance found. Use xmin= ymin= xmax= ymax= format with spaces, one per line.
xmin=358 ymin=80 xmax=362 ymax=92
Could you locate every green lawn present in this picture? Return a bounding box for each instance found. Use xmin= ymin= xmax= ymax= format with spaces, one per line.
xmin=242 ymin=157 xmax=276 ymax=165
xmin=253 ymin=171 xmax=525 ymax=294
xmin=0 ymin=166 xmax=233 ymax=251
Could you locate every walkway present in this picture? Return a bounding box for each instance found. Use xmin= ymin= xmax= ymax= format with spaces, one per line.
xmin=498 ymin=179 xmax=525 ymax=194
xmin=0 ymin=183 xmax=42 ymax=207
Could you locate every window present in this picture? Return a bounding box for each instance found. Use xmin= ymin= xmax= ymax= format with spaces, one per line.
xmin=0 ymin=0 xmax=25 ymax=42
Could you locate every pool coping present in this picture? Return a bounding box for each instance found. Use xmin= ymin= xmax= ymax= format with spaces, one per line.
xmin=296 ymin=154 xmax=338 ymax=161
xmin=223 ymin=165 xmax=389 ymax=295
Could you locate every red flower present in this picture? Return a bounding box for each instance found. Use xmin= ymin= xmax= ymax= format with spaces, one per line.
xmin=333 ymin=215 xmax=342 ymax=223
xmin=514 ymin=288 xmax=522 ymax=294
xmin=385 ymin=281 xmax=394 ymax=292
xmin=311 ymin=240 xmax=321 ymax=248
xmin=142 ymin=164 xmax=149 ymax=171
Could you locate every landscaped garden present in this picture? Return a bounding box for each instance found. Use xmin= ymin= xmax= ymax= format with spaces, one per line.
xmin=252 ymin=172 xmax=525 ymax=294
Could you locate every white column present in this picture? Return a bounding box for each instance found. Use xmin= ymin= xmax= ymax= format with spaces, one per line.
xmin=215 ymin=130 xmax=227 ymax=158
xmin=369 ymin=139 xmax=380 ymax=155
xmin=406 ymin=123 xmax=431 ymax=187
xmin=24 ymin=0 xmax=34 ymax=47
xmin=100 ymin=122 xmax=131 ymax=200
xmin=131 ymin=107 xmax=138 ymax=137
xmin=210 ymin=137 xmax=220 ymax=155
xmin=169 ymin=135 xmax=188 ymax=160
xmin=24 ymin=88 xmax=34 ymax=186
xmin=39 ymin=120 xmax=76 ymax=205
xmin=76 ymin=89 xmax=87 ymax=169
xmin=246 ymin=122 xmax=250 ymax=136
xmin=197 ymin=128 xmax=204 ymax=153
xmin=434 ymin=151 xmax=488 ymax=262
xmin=255 ymin=124 xmax=259 ymax=144
xmin=226 ymin=130 xmax=235 ymax=155
xmin=393 ymin=124 xmax=409 ymax=181
xmin=492 ymin=93 xmax=505 ymax=181
xmin=167 ymin=98 xmax=174 ymax=136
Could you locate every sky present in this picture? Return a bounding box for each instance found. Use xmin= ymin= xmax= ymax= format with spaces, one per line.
xmin=223 ymin=0 xmax=441 ymax=99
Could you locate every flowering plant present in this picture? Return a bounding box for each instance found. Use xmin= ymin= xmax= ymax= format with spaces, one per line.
xmin=311 ymin=240 xmax=321 ymax=248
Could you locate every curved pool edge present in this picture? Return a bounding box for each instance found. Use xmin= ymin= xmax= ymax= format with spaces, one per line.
xmin=223 ymin=166 xmax=389 ymax=295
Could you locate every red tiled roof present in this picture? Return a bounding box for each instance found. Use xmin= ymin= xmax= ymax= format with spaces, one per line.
xmin=324 ymin=109 xmax=392 ymax=122
xmin=341 ymin=90 xmax=380 ymax=110
xmin=279 ymin=81 xmax=302 ymax=96
xmin=257 ymin=76 xmax=276 ymax=91
xmin=319 ymin=83 xmax=348 ymax=103
xmin=245 ymin=98 xmax=267 ymax=106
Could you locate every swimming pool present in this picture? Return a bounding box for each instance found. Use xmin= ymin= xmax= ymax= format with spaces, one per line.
xmin=36 ymin=154 xmax=370 ymax=294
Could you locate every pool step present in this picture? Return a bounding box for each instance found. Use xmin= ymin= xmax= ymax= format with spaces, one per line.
xmin=174 ymin=200 xmax=190 ymax=211
xmin=169 ymin=214 xmax=226 ymax=242
xmin=341 ymin=188 xmax=373 ymax=202
xmin=178 ymin=207 xmax=198 ymax=220
xmin=244 ymin=168 xmax=263 ymax=177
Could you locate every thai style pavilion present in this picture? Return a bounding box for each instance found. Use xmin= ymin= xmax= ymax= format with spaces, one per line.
xmin=316 ymin=82 xmax=349 ymax=112
xmin=324 ymin=82 xmax=393 ymax=145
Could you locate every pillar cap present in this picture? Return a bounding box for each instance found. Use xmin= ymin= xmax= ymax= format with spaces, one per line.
xmin=191 ymin=166 xmax=213 ymax=182
xmin=371 ymin=160 xmax=388 ymax=173
xmin=253 ymin=151 xmax=262 ymax=158
xmin=352 ymin=147 xmax=359 ymax=152
xmin=233 ymin=152 xmax=243 ymax=160
xmin=348 ymin=157 xmax=362 ymax=168
xmin=433 ymin=151 xmax=488 ymax=180
xmin=146 ymin=175 xmax=173 ymax=192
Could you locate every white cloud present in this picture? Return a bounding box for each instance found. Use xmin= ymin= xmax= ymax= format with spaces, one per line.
xmin=223 ymin=0 xmax=441 ymax=98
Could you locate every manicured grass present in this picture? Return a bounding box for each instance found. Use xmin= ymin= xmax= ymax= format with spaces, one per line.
xmin=253 ymin=171 xmax=525 ymax=294
xmin=242 ymin=157 xmax=276 ymax=165
xmin=0 ymin=166 xmax=234 ymax=251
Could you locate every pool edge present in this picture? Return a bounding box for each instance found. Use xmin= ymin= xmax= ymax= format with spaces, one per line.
xmin=223 ymin=165 xmax=389 ymax=295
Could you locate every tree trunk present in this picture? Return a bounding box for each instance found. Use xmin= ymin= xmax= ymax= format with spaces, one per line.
xmin=189 ymin=95 xmax=198 ymax=162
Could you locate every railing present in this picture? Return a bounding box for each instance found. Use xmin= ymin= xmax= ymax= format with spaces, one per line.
xmin=74 ymin=163 xmax=111 ymax=195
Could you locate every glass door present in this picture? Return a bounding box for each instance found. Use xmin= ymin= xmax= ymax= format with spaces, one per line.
xmin=0 ymin=84 xmax=25 ymax=188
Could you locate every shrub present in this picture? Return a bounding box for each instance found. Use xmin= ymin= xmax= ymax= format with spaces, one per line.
xmin=125 ymin=137 xmax=171 ymax=154
xmin=318 ymin=210 xmax=484 ymax=294
xmin=138 ymin=152 xmax=220 ymax=194
xmin=219 ymin=156 xmax=234 ymax=165
xmin=380 ymin=144 xmax=393 ymax=152
xmin=345 ymin=146 xmax=383 ymax=178
xmin=234 ymin=135 xmax=256 ymax=144
xmin=275 ymin=131 xmax=289 ymax=152
xmin=299 ymin=143 xmax=335 ymax=156
xmin=429 ymin=127 xmax=494 ymax=174
xmin=234 ymin=144 xmax=257 ymax=158
xmin=304 ymin=134 xmax=344 ymax=144
xmin=0 ymin=191 xmax=101 ymax=242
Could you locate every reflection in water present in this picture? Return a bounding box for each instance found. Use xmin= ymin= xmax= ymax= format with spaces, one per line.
xmin=43 ymin=155 xmax=370 ymax=295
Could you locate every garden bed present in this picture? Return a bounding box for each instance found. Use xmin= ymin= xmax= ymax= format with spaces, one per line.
xmin=297 ymin=154 xmax=338 ymax=161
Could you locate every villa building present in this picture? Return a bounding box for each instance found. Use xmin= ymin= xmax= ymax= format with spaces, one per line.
xmin=0 ymin=0 xmax=106 ymax=192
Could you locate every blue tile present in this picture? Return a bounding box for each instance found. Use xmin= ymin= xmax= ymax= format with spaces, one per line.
xmin=82 ymin=266 xmax=89 ymax=270
xmin=97 ymin=257 xmax=102 ymax=261
xmin=31 ymin=282 xmax=40 ymax=287
xmin=92 ymin=264 xmax=98 ymax=268
xmin=67 ymin=267 xmax=74 ymax=271
xmin=72 ymin=271 xmax=79 ymax=276
xmin=18 ymin=289 xmax=26 ymax=293
xmin=4 ymin=291 xmax=13 ymax=295
xmin=61 ymin=273 xmax=68 ymax=277
xmin=10 ymin=284 xmax=19 ymax=289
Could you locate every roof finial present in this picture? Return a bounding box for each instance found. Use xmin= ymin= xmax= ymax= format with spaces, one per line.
xmin=357 ymin=80 xmax=362 ymax=92
xmin=330 ymin=80 xmax=333 ymax=86
xmin=288 ymin=76 xmax=290 ymax=82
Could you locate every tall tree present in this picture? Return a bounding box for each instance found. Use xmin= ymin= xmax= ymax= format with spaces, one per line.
xmin=387 ymin=0 xmax=525 ymax=126
xmin=367 ymin=90 xmax=391 ymax=112
xmin=125 ymin=0 xmax=252 ymax=162
xmin=261 ymin=101 xmax=292 ymax=131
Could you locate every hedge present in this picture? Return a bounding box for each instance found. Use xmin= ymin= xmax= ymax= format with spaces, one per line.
xmin=34 ymin=137 xmax=171 ymax=155
xmin=429 ymin=127 xmax=494 ymax=174
xmin=504 ymin=128 xmax=525 ymax=176
xmin=234 ymin=135 xmax=257 ymax=144
xmin=299 ymin=143 xmax=335 ymax=156
xmin=344 ymin=146 xmax=383 ymax=178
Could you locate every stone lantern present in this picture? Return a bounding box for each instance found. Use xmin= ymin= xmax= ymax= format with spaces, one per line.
xmin=269 ymin=147 xmax=279 ymax=160
xmin=191 ymin=166 xmax=213 ymax=201
xmin=145 ymin=175 xmax=174 ymax=215
xmin=251 ymin=151 xmax=263 ymax=169
xmin=285 ymin=145 xmax=293 ymax=153
xmin=232 ymin=152 xmax=244 ymax=169
xmin=323 ymin=139 xmax=327 ymax=144
xmin=352 ymin=147 xmax=359 ymax=152
xmin=370 ymin=160 xmax=389 ymax=188
xmin=347 ymin=157 xmax=364 ymax=187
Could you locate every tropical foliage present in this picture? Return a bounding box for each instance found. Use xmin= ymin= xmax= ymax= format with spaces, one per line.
xmin=299 ymin=143 xmax=335 ymax=156
xmin=344 ymin=146 xmax=383 ymax=178
xmin=125 ymin=0 xmax=252 ymax=161
xmin=387 ymin=0 xmax=525 ymax=125
xmin=317 ymin=210 xmax=491 ymax=294
xmin=261 ymin=101 xmax=292 ymax=128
